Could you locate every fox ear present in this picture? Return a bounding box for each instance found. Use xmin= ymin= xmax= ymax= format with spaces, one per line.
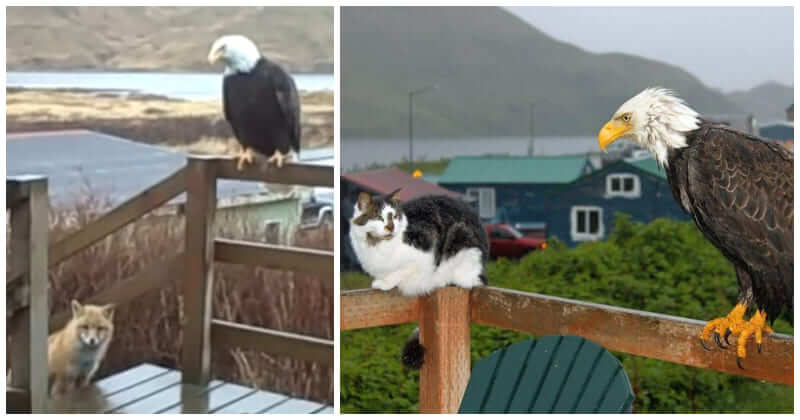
xmin=102 ymin=304 xmax=116 ymax=320
xmin=71 ymin=300 xmax=83 ymax=318
xmin=357 ymin=192 xmax=372 ymax=211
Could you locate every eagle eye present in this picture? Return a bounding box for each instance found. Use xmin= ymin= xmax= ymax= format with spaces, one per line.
xmin=622 ymin=113 xmax=631 ymax=122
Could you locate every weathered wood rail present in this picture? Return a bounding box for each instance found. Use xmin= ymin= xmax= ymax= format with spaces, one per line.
xmin=7 ymin=156 xmax=334 ymax=413
xmin=7 ymin=176 xmax=50 ymax=413
xmin=341 ymin=286 xmax=794 ymax=413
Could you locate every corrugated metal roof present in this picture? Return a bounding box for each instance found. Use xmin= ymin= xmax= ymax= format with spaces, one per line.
xmin=625 ymin=158 xmax=667 ymax=179
xmin=438 ymin=155 xmax=589 ymax=184
xmin=342 ymin=167 xmax=461 ymax=202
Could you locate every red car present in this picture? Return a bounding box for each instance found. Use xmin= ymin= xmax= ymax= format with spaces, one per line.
xmin=485 ymin=224 xmax=546 ymax=259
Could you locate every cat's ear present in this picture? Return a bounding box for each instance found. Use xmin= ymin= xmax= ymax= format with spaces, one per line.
xmin=388 ymin=188 xmax=402 ymax=202
xmin=357 ymin=192 xmax=372 ymax=211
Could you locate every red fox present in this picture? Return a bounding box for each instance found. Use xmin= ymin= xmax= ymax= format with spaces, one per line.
xmin=48 ymin=300 xmax=114 ymax=396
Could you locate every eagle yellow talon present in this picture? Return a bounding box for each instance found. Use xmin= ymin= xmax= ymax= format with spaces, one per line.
xmin=236 ymin=148 xmax=255 ymax=171
xmin=732 ymin=310 xmax=772 ymax=369
xmin=700 ymin=304 xmax=774 ymax=369
xmin=700 ymin=303 xmax=747 ymax=351
xmin=266 ymin=150 xmax=286 ymax=168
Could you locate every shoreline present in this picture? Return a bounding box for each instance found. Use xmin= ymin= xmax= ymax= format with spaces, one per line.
xmin=7 ymin=68 xmax=334 ymax=76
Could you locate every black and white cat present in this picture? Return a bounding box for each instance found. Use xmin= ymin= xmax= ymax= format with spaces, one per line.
xmin=349 ymin=190 xmax=490 ymax=368
xmin=349 ymin=190 xmax=489 ymax=296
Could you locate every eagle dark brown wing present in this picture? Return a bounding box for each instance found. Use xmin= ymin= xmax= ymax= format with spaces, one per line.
xmin=270 ymin=66 xmax=301 ymax=154
xmin=680 ymin=124 xmax=793 ymax=321
xmin=222 ymin=58 xmax=300 ymax=158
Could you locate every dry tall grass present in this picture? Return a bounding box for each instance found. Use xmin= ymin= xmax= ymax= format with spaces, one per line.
xmin=44 ymin=194 xmax=333 ymax=403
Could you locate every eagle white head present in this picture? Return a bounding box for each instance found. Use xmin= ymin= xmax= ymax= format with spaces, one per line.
xmin=598 ymin=87 xmax=700 ymax=167
xmin=208 ymin=35 xmax=261 ymax=74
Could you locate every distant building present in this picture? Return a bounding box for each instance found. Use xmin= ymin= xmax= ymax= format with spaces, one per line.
xmin=704 ymin=114 xmax=758 ymax=134
xmin=544 ymin=158 xmax=689 ymax=246
xmin=433 ymin=155 xmax=689 ymax=247
xmin=758 ymin=121 xmax=793 ymax=144
xmin=758 ymin=103 xmax=795 ymax=151
xmin=340 ymin=167 xmax=461 ymax=271
xmin=438 ymin=155 xmax=593 ymax=230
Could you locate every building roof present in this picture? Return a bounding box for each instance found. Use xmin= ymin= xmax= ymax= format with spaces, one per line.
xmin=625 ymin=157 xmax=667 ymax=179
xmin=342 ymin=167 xmax=461 ymax=201
xmin=6 ymin=130 xmax=313 ymax=206
xmin=438 ymin=155 xmax=589 ymax=185
xmin=759 ymin=120 xmax=794 ymax=129
xmin=758 ymin=121 xmax=794 ymax=141
xmin=545 ymin=157 xmax=669 ymax=199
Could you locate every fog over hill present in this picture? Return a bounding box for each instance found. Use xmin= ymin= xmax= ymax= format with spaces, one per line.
xmin=342 ymin=7 xmax=746 ymax=138
xmin=726 ymin=82 xmax=794 ymax=124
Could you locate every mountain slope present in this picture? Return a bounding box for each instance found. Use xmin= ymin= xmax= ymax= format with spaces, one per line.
xmin=726 ymin=82 xmax=793 ymax=124
xmin=7 ymin=6 xmax=333 ymax=72
xmin=342 ymin=7 xmax=742 ymax=137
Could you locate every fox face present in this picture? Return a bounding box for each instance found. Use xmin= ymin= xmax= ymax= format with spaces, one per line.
xmin=70 ymin=300 xmax=114 ymax=349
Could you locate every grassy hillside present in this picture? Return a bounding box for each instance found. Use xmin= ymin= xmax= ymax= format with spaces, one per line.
xmin=342 ymin=7 xmax=743 ymax=138
xmin=726 ymin=82 xmax=793 ymax=123
xmin=7 ymin=6 xmax=333 ymax=72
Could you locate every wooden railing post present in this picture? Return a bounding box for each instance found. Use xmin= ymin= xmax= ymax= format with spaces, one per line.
xmin=419 ymin=287 xmax=471 ymax=413
xmin=8 ymin=176 xmax=49 ymax=413
xmin=182 ymin=157 xmax=219 ymax=385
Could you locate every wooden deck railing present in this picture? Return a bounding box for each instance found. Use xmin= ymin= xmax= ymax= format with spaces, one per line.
xmin=6 ymin=156 xmax=334 ymax=412
xmin=341 ymin=286 xmax=794 ymax=413
xmin=7 ymin=176 xmax=50 ymax=413
xmin=180 ymin=157 xmax=334 ymax=384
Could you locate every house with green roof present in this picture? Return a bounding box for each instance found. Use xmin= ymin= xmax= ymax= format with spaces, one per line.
xmin=544 ymin=157 xmax=689 ymax=246
xmin=439 ymin=155 xmax=689 ymax=246
xmin=438 ymin=155 xmax=594 ymax=231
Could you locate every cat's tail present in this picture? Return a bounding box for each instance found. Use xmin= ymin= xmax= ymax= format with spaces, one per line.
xmin=401 ymin=327 xmax=425 ymax=369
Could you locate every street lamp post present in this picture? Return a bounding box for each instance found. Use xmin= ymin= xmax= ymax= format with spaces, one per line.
xmin=527 ymin=103 xmax=535 ymax=156
xmin=409 ymin=84 xmax=438 ymax=169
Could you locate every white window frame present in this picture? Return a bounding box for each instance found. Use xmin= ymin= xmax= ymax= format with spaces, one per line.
xmin=605 ymin=173 xmax=641 ymax=199
xmin=263 ymin=219 xmax=282 ymax=242
xmin=571 ymin=206 xmax=604 ymax=242
xmin=466 ymin=187 xmax=496 ymax=219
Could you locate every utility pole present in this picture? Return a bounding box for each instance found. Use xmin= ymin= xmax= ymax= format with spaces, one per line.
xmin=409 ymin=93 xmax=414 ymax=169
xmin=527 ymin=103 xmax=535 ymax=156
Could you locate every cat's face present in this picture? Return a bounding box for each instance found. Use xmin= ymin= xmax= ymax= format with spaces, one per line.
xmin=351 ymin=189 xmax=406 ymax=240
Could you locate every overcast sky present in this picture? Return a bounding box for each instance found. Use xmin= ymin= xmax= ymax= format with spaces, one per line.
xmin=507 ymin=7 xmax=793 ymax=92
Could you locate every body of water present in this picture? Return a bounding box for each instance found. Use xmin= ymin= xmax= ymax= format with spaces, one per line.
xmin=7 ymin=71 xmax=334 ymax=101
xmin=342 ymin=136 xmax=602 ymax=171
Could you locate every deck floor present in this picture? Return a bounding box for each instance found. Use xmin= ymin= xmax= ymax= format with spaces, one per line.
xmin=48 ymin=363 xmax=333 ymax=414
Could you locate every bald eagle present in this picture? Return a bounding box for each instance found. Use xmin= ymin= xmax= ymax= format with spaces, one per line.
xmin=208 ymin=35 xmax=300 ymax=170
xmin=599 ymin=88 xmax=793 ymax=368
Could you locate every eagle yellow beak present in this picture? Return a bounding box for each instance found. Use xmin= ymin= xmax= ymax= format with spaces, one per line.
xmin=207 ymin=48 xmax=223 ymax=64
xmin=598 ymin=119 xmax=631 ymax=152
